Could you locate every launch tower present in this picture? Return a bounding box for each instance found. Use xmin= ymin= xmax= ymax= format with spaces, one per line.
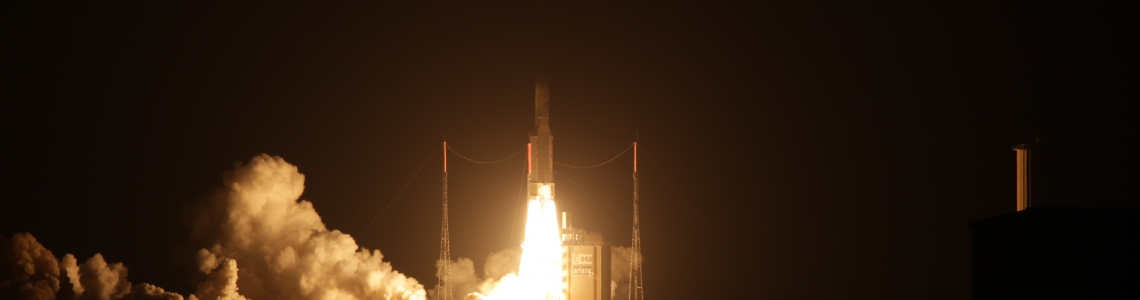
xmin=439 ymin=142 xmax=452 ymax=300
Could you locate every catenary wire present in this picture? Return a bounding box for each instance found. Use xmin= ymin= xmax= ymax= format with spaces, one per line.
xmin=508 ymin=163 xmax=526 ymax=248
xmin=361 ymin=150 xmax=436 ymax=233
xmin=555 ymin=172 xmax=582 ymax=187
xmin=449 ymin=145 xmax=528 ymax=164
xmin=554 ymin=143 xmax=634 ymax=169
xmin=555 ymin=142 xmax=592 ymax=161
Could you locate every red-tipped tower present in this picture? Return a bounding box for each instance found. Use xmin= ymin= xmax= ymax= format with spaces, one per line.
xmin=629 ymin=140 xmax=644 ymax=300
xmin=438 ymin=141 xmax=452 ymax=300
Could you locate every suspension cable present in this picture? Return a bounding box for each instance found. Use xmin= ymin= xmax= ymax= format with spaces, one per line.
xmin=555 ymin=142 xmax=592 ymax=161
xmin=555 ymin=172 xmax=582 ymax=187
xmin=508 ymin=163 xmax=526 ymax=247
xmin=362 ymin=150 xmax=436 ymax=233
xmin=447 ymin=145 xmax=525 ymax=164
xmin=554 ymin=143 xmax=634 ymax=169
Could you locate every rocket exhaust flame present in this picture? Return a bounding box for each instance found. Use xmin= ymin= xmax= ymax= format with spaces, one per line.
xmin=470 ymin=184 xmax=564 ymax=300
xmin=515 ymin=186 xmax=564 ymax=300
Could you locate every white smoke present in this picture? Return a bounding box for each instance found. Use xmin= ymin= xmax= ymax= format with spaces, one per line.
xmin=0 ymin=233 xmax=60 ymax=300
xmin=67 ymin=253 xmax=131 ymax=300
xmin=121 ymin=283 xmax=184 ymax=300
xmin=187 ymin=259 xmax=243 ymax=300
xmin=609 ymin=246 xmax=641 ymax=299
xmin=4 ymin=154 xmax=428 ymax=300
xmin=1 ymin=233 xmax=186 ymax=300
xmin=431 ymin=258 xmax=477 ymax=299
xmin=432 ymin=247 xmax=522 ymax=300
xmin=479 ymin=248 xmax=521 ymax=285
xmin=184 ymin=154 xmax=426 ymax=300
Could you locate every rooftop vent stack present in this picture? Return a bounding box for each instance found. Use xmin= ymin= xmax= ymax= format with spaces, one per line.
xmin=1013 ymin=144 xmax=1032 ymax=211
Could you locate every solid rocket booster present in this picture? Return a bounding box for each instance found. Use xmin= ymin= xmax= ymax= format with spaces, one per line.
xmin=529 ymin=75 xmax=554 ymax=199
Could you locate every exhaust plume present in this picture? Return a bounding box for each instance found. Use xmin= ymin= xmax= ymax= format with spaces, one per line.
xmin=432 ymin=258 xmax=477 ymax=299
xmin=440 ymin=242 xmax=639 ymax=300
xmin=432 ymin=248 xmax=522 ymax=300
xmin=5 ymin=154 xmax=427 ymax=300
xmin=0 ymin=233 xmax=60 ymax=300
xmin=608 ymin=246 xmax=641 ymax=299
xmin=480 ymin=248 xmax=521 ymax=282
xmin=67 ymin=253 xmax=131 ymax=300
xmin=1 ymin=233 xmax=184 ymax=300
xmin=184 ymin=154 xmax=426 ymax=300
xmin=187 ymin=259 xmax=244 ymax=300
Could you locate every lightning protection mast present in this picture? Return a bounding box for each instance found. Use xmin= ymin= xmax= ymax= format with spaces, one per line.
xmin=1013 ymin=143 xmax=1032 ymax=212
xmin=629 ymin=141 xmax=644 ymax=300
xmin=438 ymin=141 xmax=452 ymax=300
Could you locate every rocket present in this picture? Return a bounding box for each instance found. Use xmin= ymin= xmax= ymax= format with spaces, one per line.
xmin=528 ymin=75 xmax=554 ymax=200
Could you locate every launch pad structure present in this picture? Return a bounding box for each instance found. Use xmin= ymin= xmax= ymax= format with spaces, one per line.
xmin=439 ymin=142 xmax=453 ymax=300
xmin=436 ymin=76 xmax=643 ymax=300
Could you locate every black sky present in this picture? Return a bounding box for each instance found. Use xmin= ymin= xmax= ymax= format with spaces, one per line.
xmin=2 ymin=2 xmax=1133 ymax=299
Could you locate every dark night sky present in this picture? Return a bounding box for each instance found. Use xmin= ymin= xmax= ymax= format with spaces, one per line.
xmin=2 ymin=2 xmax=1132 ymax=299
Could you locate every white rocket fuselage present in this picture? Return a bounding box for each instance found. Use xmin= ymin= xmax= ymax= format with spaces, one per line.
xmin=529 ymin=76 xmax=554 ymax=199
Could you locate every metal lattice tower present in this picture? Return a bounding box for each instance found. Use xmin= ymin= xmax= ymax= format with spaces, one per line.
xmin=629 ymin=142 xmax=645 ymax=300
xmin=438 ymin=142 xmax=452 ymax=300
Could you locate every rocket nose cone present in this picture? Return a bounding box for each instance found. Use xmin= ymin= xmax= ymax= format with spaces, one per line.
xmin=536 ymin=74 xmax=548 ymax=89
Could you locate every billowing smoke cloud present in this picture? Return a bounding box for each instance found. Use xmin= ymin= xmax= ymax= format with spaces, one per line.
xmin=183 ymin=154 xmax=425 ymax=300
xmin=479 ymin=248 xmax=521 ymax=284
xmin=432 ymin=248 xmax=523 ymax=299
xmin=609 ymin=246 xmax=641 ymax=298
xmin=0 ymin=233 xmax=60 ymax=300
xmin=1 ymin=233 xmax=187 ymax=300
xmin=5 ymin=154 xmax=428 ymax=300
xmin=59 ymin=252 xmax=187 ymax=300
xmin=432 ymin=258 xmax=477 ymax=299
xmin=121 ymin=283 xmax=184 ymax=300
xmin=67 ymin=253 xmax=131 ymax=300
xmin=187 ymin=259 xmax=243 ymax=300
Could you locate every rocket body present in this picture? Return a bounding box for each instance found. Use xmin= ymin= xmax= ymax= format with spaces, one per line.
xmin=520 ymin=76 xmax=562 ymax=299
xmin=529 ymin=76 xmax=554 ymax=199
